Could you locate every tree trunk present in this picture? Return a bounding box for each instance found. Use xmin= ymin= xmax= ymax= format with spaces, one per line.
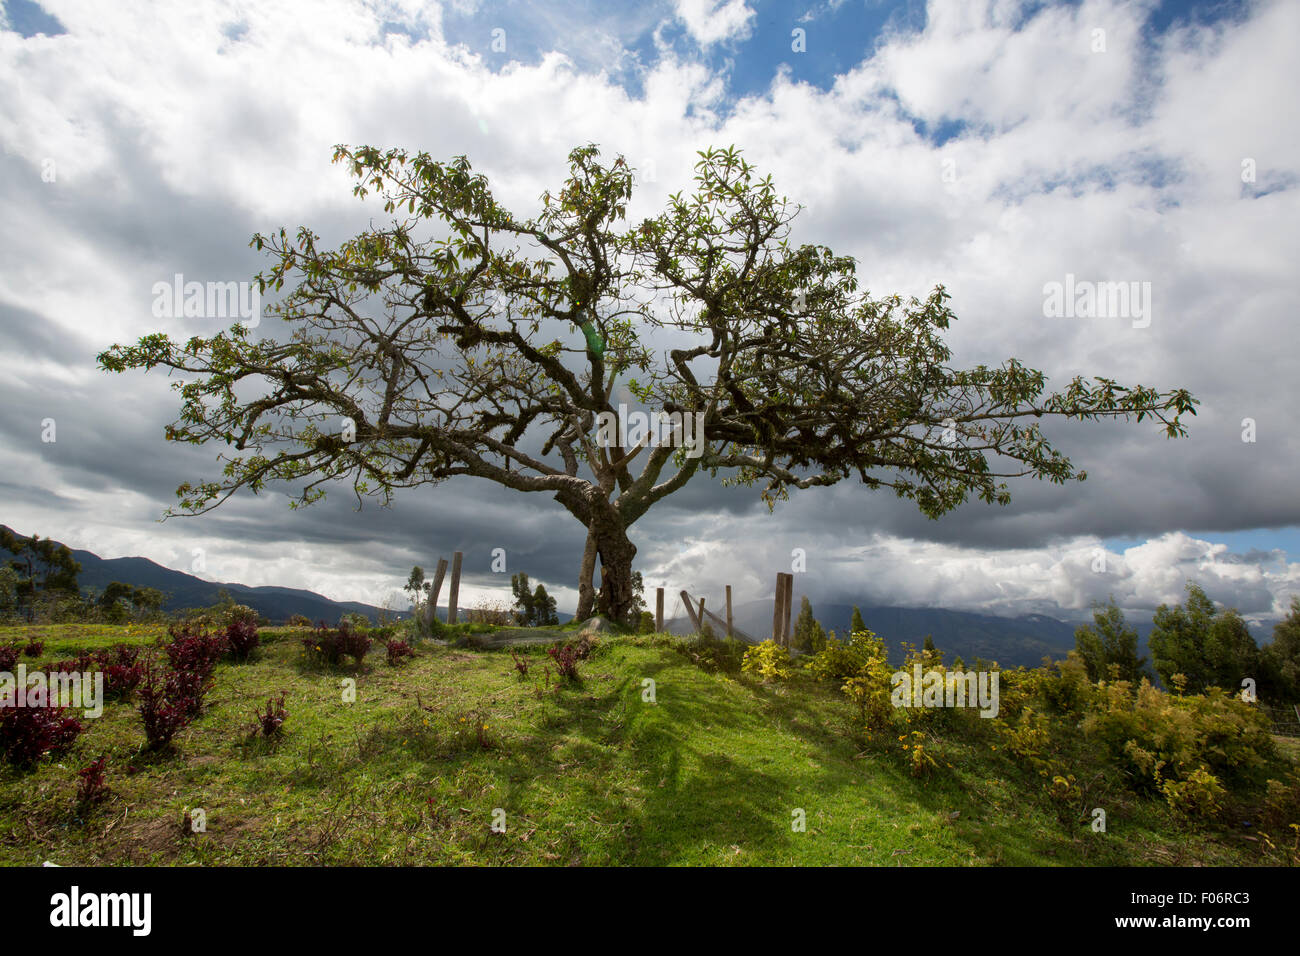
xmin=594 ymin=530 xmax=638 ymax=626
xmin=575 ymin=527 xmax=598 ymax=621
xmin=577 ymin=509 xmax=638 ymax=626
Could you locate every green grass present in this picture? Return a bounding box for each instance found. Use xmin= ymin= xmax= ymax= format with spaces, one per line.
xmin=0 ymin=624 xmax=1290 ymax=865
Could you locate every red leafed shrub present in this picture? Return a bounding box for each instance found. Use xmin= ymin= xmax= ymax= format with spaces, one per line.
xmin=165 ymin=632 xmax=227 ymax=676
xmin=547 ymin=642 xmax=581 ymax=680
xmin=95 ymin=644 xmax=142 ymax=668
xmin=102 ymin=664 xmax=144 ymax=700
xmin=165 ymin=667 xmax=212 ymax=718
xmin=137 ymin=663 xmax=193 ymax=750
xmin=510 ymin=650 xmax=530 ymax=678
xmin=251 ymin=692 xmax=287 ymax=737
xmin=22 ymin=640 xmax=43 ymax=658
xmin=225 ymin=619 xmax=260 ymax=662
xmin=384 ymin=639 xmax=415 ymax=665
xmin=76 ymin=755 xmax=112 ymax=808
xmin=0 ymin=644 xmax=19 ymax=672
xmin=338 ymin=622 xmax=371 ymax=666
xmin=90 ymin=644 xmax=144 ymax=698
xmin=0 ymin=702 xmax=83 ymax=766
xmin=47 ymin=655 xmax=95 ymax=676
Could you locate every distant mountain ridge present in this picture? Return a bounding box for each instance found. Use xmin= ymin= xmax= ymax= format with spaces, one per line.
xmin=1 ymin=525 xmax=578 ymax=626
xmin=667 ymin=596 xmax=1279 ymax=670
xmin=2 ymin=525 xmax=399 ymax=625
xmin=663 ymin=598 xmax=1084 ymax=667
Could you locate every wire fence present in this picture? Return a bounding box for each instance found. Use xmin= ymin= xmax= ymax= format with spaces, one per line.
xmin=1260 ymin=702 xmax=1300 ymax=738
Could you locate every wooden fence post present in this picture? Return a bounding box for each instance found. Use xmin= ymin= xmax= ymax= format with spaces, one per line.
xmin=772 ymin=573 xmax=784 ymax=644
xmin=781 ymin=573 xmax=794 ymax=647
xmin=656 ymin=587 xmax=664 ymax=633
xmin=697 ymin=597 xmax=706 ymax=633
xmin=447 ymin=551 xmax=464 ymax=624
xmin=426 ymin=558 xmax=448 ymax=629
xmin=725 ymin=585 xmax=733 ymax=638
xmin=680 ymin=590 xmax=700 ymax=631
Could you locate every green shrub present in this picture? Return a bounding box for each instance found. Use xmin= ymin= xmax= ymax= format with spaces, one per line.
xmin=742 ymin=640 xmax=793 ymax=682
xmin=1161 ymin=767 xmax=1226 ymax=821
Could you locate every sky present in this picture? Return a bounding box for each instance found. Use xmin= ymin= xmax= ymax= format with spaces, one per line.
xmin=1 ymin=0 xmax=1296 ymax=627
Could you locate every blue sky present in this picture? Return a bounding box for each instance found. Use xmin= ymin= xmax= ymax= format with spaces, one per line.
xmin=432 ymin=0 xmax=1252 ymax=109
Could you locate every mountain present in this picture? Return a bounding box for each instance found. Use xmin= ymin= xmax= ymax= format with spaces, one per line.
xmin=665 ymin=594 xmax=1279 ymax=669
xmin=2 ymin=525 xmax=401 ymax=625
xmin=2 ymin=525 xmax=578 ymax=626
xmin=663 ymin=598 xmax=1080 ymax=667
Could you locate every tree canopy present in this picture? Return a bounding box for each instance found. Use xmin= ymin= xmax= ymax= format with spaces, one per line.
xmin=99 ymin=143 xmax=1197 ymax=624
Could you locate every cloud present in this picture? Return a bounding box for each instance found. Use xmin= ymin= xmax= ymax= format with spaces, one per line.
xmin=0 ymin=0 xmax=1295 ymax=621
xmin=673 ymin=0 xmax=755 ymax=47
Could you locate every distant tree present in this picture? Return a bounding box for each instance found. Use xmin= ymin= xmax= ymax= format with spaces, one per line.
xmin=404 ymin=565 xmax=426 ymax=615
xmin=511 ymin=572 xmax=536 ymax=624
xmin=1073 ymin=598 xmax=1148 ymax=683
xmin=0 ymin=567 xmax=18 ymax=619
xmin=99 ymin=144 xmax=1197 ymax=626
xmin=792 ymin=595 xmax=826 ymax=652
xmin=531 ymin=583 xmax=559 ymax=626
xmin=850 ymin=606 xmax=867 ymax=635
xmin=1148 ymin=583 xmax=1260 ymax=694
xmin=1261 ymin=596 xmax=1300 ymax=701
xmin=511 ymin=572 xmax=558 ymax=626
xmin=97 ymin=581 xmax=136 ymax=622
xmin=0 ymin=528 xmax=81 ymax=620
xmin=921 ymin=633 xmax=941 ymax=664
xmin=637 ymin=610 xmax=655 ymax=633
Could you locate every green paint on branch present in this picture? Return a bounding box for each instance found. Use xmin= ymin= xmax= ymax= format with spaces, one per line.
xmin=579 ymin=320 xmax=605 ymax=358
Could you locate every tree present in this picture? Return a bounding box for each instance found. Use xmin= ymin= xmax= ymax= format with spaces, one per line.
xmin=510 ymin=572 xmax=558 ymax=626
xmin=510 ymin=572 xmax=537 ymax=624
xmin=1148 ymin=583 xmax=1259 ymax=694
xmin=404 ymin=565 xmax=425 ymax=615
xmin=850 ymin=606 xmax=867 ymax=635
xmin=1073 ymin=597 xmax=1148 ymax=683
xmin=1261 ymin=596 xmax=1300 ymax=702
xmin=0 ymin=528 xmax=81 ymax=620
xmin=531 ymin=583 xmax=559 ymax=626
xmin=98 ymin=144 xmax=1197 ymax=625
xmin=792 ymin=595 xmax=826 ymax=652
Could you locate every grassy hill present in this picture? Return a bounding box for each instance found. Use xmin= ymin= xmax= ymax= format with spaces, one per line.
xmin=1 ymin=622 xmax=1293 ymax=866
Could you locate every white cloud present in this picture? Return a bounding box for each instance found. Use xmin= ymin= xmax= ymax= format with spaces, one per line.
xmin=673 ymin=0 xmax=755 ymax=47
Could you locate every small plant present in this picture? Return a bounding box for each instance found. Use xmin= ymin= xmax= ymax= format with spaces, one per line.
xmin=902 ymin=731 xmax=938 ymax=778
xmin=224 ymin=619 xmax=260 ymax=661
xmin=510 ymin=650 xmax=530 ymax=678
xmin=75 ymin=755 xmax=112 ymax=809
xmin=137 ymin=663 xmax=192 ymax=750
xmin=0 ymin=701 xmax=83 ymax=766
xmin=547 ymin=642 xmax=581 ymax=680
xmin=251 ymin=692 xmax=287 ymax=737
xmin=741 ymin=640 xmax=793 ymax=682
xmin=22 ymin=639 xmax=43 ymax=658
xmin=384 ymin=638 xmax=415 ymax=665
xmin=0 ymin=644 xmax=19 ymax=672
